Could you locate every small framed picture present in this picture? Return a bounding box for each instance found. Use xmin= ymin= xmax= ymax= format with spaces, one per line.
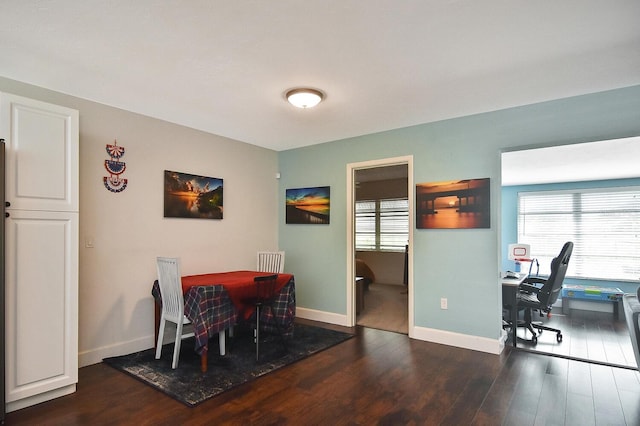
xmin=164 ymin=170 xmax=223 ymax=219
xmin=286 ymin=186 xmax=330 ymax=224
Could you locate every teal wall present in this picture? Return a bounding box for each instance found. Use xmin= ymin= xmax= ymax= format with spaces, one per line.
xmin=502 ymin=178 xmax=640 ymax=295
xmin=278 ymin=85 xmax=640 ymax=341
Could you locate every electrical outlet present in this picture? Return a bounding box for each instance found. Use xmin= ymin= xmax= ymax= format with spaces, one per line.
xmin=440 ymin=298 xmax=448 ymax=310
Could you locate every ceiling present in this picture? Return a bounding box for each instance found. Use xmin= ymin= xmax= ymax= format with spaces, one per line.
xmin=502 ymin=136 xmax=640 ymax=186
xmin=1 ymin=1 xmax=639 ymax=152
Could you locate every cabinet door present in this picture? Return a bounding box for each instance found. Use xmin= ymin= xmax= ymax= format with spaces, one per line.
xmin=4 ymin=209 xmax=79 ymax=406
xmin=0 ymin=92 xmax=79 ymax=212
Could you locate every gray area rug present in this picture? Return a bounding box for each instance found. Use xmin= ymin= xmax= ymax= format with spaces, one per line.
xmin=103 ymin=323 xmax=353 ymax=407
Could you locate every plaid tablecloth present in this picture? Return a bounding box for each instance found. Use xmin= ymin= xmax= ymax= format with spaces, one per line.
xmin=152 ymin=273 xmax=296 ymax=356
xmin=152 ymin=281 xmax=236 ymax=356
xmin=249 ymin=279 xmax=296 ymax=336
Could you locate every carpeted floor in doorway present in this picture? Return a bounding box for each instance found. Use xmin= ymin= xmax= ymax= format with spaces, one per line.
xmin=103 ymin=323 xmax=353 ymax=407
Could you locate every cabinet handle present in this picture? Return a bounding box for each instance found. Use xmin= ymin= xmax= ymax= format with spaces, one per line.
xmin=5 ymin=212 xmax=9 ymax=218
xmin=5 ymin=201 xmax=10 ymax=207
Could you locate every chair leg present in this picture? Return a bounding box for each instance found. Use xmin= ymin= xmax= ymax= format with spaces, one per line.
xmin=523 ymin=309 xmax=537 ymax=337
xmin=255 ymin=305 xmax=260 ymax=361
xmin=219 ymin=329 xmax=226 ymax=356
xmin=172 ymin=322 xmax=183 ymax=369
xmin=266 ymin=304 xmax=288 ymax=352
xmin=155 ymin=317 xmax=166 ymax=360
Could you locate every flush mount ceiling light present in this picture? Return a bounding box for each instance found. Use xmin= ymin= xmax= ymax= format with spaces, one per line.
xmin=286 ymin=88 xmax=324 ymax=108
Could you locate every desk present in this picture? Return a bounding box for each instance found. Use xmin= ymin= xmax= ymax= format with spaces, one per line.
xmin=501 ymin=272 xmax=528 ymax=347
xmin=152 ymin=271 xmax=296 ymax=372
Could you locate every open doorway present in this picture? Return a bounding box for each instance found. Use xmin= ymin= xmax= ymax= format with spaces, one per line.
xmin=346 ymin=157 xmax=413 ymax=335
xmin=500 ymin=137 xmax=640 ymax=368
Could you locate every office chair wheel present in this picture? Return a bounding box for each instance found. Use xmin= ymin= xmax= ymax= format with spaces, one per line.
xmin=531 ymin=335 xmax=537 ymax=345
xmin=556 ymin=333 xmax=563 ymax=343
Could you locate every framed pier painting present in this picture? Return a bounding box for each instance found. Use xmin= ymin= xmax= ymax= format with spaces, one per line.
xmin=286 ymin=186 xmax=330 ymax=224
xmin=416 ymin=178 xmax=490 ymax=229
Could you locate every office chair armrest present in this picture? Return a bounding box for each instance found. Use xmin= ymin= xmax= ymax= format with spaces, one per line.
xmin=519 ymin=279 xmax=544 ymax=294
xmin=523 ymin=277 xmax=546 ymax=286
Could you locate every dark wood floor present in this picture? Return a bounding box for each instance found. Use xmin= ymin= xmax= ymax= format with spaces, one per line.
xmin=6 ymin=318 xmax=640 ymax=425
xmin=514 ymin=308 xmax=638 ymax=369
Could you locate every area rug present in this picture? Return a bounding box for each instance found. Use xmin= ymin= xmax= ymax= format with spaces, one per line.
xmin=103 ymin=323 xmax=353 ymax=407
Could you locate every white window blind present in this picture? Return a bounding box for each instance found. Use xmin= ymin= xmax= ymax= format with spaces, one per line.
xmin=355 ymin=201 xmax=376 ymax=250
xmin=517 ymin=187 xmax=640 ymax=281
xmin=356 ymin=198 xmax=408 ymax=252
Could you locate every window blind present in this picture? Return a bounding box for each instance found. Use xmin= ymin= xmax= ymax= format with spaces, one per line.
xmin=517 ymin=186 xmax=640 ymax=281
xmin=355 ymin=200 xmax=376 ymax=250
xmin=379 ymin=199 xmax=409 ymax=251
xmin=356 ymin=198 xmax=408 ymax=252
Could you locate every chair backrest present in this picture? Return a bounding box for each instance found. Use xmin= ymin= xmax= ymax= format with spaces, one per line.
xmin=254 ymin=274 xmax=279 ymax=302
xmin=537 ymin=241 xmax=573 ymax=307
xmin=156 ymin=257 xmax=185 ymax=321
xmin=257 ymin=251 xmax=285 ymax=273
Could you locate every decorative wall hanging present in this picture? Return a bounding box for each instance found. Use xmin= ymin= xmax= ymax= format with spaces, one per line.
xmin=163 ymin=170 xmax=223 ymax=219
xmin=286 ymin=186 xmax=330 ymax=224
xmin=103 ymin=139 xmax=128 ymax=193
xmin=416 ymin=178 xmax=490 ymax=229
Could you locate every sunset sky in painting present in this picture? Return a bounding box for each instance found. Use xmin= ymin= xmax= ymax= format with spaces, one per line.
xmin=286 ymin=186 xmax=330 ymax=214
xmin=286 ymin=187 xmax=330 ymax=206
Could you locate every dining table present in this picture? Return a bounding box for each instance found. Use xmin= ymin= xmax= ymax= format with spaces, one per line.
xmin=152 ymin=270 xmax=296 ymax=372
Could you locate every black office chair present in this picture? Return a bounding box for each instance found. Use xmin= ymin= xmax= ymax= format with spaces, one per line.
xmin=244 ymin=274 xmax=288 ymax=361
xmin=514 ymin=241 xmax=573 ymax=344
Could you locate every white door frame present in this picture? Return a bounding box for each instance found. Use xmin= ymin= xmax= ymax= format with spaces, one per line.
xmin=346 ymin=155 xmax=414 ymax=337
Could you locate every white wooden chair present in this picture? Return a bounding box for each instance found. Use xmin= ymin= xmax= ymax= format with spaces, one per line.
xmin=257 ymin=251 xmax=285 ymax=273
xmin=154 ymin=257 xmax=195 ymax=369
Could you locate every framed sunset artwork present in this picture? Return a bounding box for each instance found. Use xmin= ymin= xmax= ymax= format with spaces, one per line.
xmin=286 ymin=186 xmax=330 ymax=224
xmin=416 ymin=178 xmax=490 ymax=229
xmin=163 ymin=170 xmax=223 ymax=219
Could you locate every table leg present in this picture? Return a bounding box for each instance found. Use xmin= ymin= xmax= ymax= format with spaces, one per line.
xmin=502 ymin=285 xmax=518 ymax=348
xmin=201 ymin=354 xmax=207 ymax=373
xmin=510 ymin=291 xmax=518 ymax=347
xmin=199 ymin=331 xmax=226 ymax=373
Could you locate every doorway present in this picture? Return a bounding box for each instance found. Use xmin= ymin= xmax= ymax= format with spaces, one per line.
xmin=501 ymin=139 xmax=639 ymax=369
xmin=346 ymin=156 xmax=414 ymax=335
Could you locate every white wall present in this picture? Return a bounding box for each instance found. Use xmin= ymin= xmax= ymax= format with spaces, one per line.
xmin=0 ymin=77 xmax=280 ymax=366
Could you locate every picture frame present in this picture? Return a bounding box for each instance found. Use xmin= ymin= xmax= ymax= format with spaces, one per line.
xmin=286 ymin=186 xmax=330 ymax=224
xmin=416 ymin=178 xmax=490 ymax=229
xmin=163 ymin=170 xmax=223 ymax=219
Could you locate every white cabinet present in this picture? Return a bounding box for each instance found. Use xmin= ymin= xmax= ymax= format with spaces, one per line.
xmin=1 ymin=92 xmax=79 ymax=412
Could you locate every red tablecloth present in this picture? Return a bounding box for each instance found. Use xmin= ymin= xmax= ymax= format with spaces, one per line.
xmin=152 ymin=271 xmax=296 ymax=357
xmin=182 ymin=271 xmax=293 ymax=318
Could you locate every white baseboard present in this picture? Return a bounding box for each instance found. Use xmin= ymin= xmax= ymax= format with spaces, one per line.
xmin=296 ymin=307 xmax=504 ymax=355
xmin=563 ymin=298 xmax=614 ymax=314
xmin=81 ymin=310 xmax=505 ymax=367
xmin=79 ymin=335 xmax=154 ymax=367
xmin=296 ymin=307 xmax=349 ymax=326
xmin=411 ymin=325 xmax=504 ymax=355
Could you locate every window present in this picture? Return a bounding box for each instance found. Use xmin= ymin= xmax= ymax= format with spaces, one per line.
xmin=356 ymin=198 xmax=408 ymax=252
xmin=517 ymin=186 xmax=640 ymax=281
